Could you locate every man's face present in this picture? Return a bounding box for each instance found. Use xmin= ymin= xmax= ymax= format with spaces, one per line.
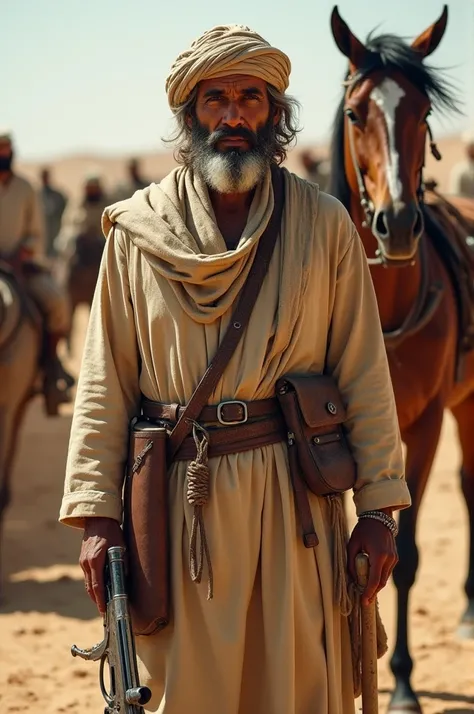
xmin=85 ymin=179 xmax=104 ymax=203
xmin=190 ymin=75 xmax=278 ymax=193
xmin=195 ymin=75 xmax=272 ymax=141
xmin=0 ymin=139 xmax=13 ymax=172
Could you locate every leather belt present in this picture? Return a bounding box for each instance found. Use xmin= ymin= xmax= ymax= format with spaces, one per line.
xmin=140 ymin=396 xmax=318 ymax=549
xmin=141 ymin=396 xmax=279 ymax=426
xmin=173 ymin=416 xmax=286 ymax=461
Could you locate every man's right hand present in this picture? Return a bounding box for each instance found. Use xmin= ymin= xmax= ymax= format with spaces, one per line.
xmin=79 ymin=517 xmax=124 ymax=615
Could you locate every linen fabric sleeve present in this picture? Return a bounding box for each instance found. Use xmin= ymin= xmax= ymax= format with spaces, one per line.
xmin=325 ymin=220 xmax=411 ymax=515
xmin=59 ymin=227 xmax=141 ymax=528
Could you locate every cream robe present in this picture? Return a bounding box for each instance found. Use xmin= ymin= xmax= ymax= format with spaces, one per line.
xmin=60 ymin=166 xmax=411 ymax=714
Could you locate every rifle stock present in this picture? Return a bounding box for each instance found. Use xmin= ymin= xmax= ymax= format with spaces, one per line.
xmin=71 ymin=546 xmax=152 ymax=713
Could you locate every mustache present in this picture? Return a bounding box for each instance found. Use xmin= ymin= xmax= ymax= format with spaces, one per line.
xmin=207 ymin=126 xmax=257 ymax=149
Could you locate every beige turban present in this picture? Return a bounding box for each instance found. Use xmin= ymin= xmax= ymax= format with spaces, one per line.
xmin=166 ymin=24 xmax=291 ymax=111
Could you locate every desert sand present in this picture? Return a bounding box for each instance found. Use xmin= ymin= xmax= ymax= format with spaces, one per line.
xmin=0 ymin=304 xmax=474 ymax=714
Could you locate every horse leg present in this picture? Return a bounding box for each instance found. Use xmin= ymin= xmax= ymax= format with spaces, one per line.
xmin=450 ymin=393 xmax=474 ymax=638
xmin=0 ymin=423 xmax=11 ymax=603
xmin=0 ymin=400 xmax=27 ymax=601
xmin=388 ymin=396 xmax=445 ymax=714
xmin=66 ymin=294 xmax=77 ymax=357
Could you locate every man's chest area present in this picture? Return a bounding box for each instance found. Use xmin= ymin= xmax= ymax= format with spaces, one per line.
xmin=0 ymin=189 xmax=27 ymax=241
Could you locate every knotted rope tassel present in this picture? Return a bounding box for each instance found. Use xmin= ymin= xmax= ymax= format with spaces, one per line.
xmin=186 ymin=421 xmax=214 ymax=600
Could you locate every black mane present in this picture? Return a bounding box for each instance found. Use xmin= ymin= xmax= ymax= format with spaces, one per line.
xmin=328 ymin=31 xmax=459 ymax=209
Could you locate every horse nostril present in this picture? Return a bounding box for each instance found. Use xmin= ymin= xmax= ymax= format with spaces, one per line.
xmin=375 ymin=210 xmax=389 ymax=239
xmin=413 ymin=208 xmax=424 ymax=238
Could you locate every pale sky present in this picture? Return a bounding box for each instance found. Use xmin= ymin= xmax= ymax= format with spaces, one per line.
xmin=4 ymin=0 xmax=474 ymax=161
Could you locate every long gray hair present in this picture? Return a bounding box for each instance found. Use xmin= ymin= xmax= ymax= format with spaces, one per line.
xmin=164 ymin=84 xmax=301 ymax=166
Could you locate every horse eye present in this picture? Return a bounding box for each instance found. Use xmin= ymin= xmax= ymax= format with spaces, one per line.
xmin=344 ymin=108 xmax=360 ymax=124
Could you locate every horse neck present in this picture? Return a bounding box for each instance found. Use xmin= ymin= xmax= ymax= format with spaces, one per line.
xmin=349 ymin=193 xmax=423 ymax=332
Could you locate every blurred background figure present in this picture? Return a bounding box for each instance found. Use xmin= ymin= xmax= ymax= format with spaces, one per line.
xmin=56 ymin=170 xmax=109 ymax=255
xmin=39 ymin=166 xmax=68 ymax=261
xmin=0 ymin=129 xmax=73 ymax=414
xmin=110 ymin=156 xmax=150 ymax=201
xmin=449 ymin=130 xmax=474 ymax=198
xmin=56 ymin=170 xmax=110 ymax=353
xmin=299 ymin=148 xmax=331 ymax=191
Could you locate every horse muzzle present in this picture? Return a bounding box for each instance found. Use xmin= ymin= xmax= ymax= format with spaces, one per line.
xmin=372 ymin=200 xmax=424 ymax=264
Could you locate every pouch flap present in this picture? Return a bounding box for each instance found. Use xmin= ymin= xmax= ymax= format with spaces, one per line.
xmin=277 ymin=374 xmax=347 ymax=428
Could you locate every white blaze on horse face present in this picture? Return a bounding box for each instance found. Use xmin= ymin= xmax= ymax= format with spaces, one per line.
xmin=370 ymin=78 xmax=406 ymax=202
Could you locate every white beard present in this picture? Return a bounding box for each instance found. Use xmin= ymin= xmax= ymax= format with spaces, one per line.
xmin=198 ymin=151 xmax=267 ymax=194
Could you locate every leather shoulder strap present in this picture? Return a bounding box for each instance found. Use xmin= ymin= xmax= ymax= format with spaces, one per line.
xmin=168 ymin=165 xmax=285 ymax=460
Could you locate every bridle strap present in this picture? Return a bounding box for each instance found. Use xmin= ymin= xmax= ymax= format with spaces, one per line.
xmin=345 ymin=99 xmax=442 ymax=266
xmin=382 ymin=234 xmax=443 ymax=349
xmin=346 ymin=120 xmax=374 ymax=230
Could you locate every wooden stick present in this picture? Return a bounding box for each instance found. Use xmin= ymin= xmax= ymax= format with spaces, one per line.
xmin=355 ymin=552 xmax=379 ymax=714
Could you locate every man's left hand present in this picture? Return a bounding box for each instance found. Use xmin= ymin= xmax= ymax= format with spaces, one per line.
xmin=347 ymin=517 xmax=398 ymax=605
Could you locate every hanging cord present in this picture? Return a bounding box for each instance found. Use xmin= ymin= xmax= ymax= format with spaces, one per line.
xmin=186 ymin=421 xmax=214 ymax=600
xmin=327 ymin=494 xmax=353 ymax=616
xmin=427 ymin=121 xmax=442 ymax=161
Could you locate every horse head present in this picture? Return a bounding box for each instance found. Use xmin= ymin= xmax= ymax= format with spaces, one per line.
xmin=330 ymin=5 xmax=456 ymax=266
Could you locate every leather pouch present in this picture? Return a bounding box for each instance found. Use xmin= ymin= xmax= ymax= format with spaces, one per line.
xmin=123 ymin=419 xmax=170 ymax=636
xmin=275 ymin=374 xmax=357 ymax=496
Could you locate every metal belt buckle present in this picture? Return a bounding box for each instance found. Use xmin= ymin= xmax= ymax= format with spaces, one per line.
xmin=216 ymin=400 xmax=248 ymax=426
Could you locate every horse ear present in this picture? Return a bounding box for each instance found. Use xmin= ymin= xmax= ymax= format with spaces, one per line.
xmin=411 ymin=5 xmax=448 ymax=58
xmin=330 ymin=6 xmax=368 ymax=68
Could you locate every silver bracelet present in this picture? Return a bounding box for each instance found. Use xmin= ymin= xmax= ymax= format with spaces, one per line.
xmin=358 ymin=510 xmax=398 ymax=537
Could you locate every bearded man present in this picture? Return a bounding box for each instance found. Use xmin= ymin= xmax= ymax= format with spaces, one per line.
xmin=60 ymin=25 xmax=411 ymax=714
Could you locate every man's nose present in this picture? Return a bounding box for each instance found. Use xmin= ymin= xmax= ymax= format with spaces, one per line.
xmin=222 ymin=102 xmax=243 ymax=127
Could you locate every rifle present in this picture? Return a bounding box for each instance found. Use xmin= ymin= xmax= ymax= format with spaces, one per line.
xmin=71 ymin=546 xmax=152 ymax=713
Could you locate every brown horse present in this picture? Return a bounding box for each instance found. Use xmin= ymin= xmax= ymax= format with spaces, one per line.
xmin=329 ymin=6 xmax=474 ymax=713
xmin=0 ymin=272 xmax=41 ymax=596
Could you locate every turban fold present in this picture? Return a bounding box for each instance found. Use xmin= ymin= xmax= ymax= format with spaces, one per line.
xmin=166 ymin=24 xmax=291 ymax=111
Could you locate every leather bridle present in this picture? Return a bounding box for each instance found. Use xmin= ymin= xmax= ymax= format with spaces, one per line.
xmin=343 ymin=74 xmax=442 ymax=266
xmin=342 ymin=74 xmax=445 ymax=347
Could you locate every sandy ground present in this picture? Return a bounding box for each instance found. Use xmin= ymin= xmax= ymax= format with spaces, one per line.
xmin=1 ymin=308 xmax=474 ymax=714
